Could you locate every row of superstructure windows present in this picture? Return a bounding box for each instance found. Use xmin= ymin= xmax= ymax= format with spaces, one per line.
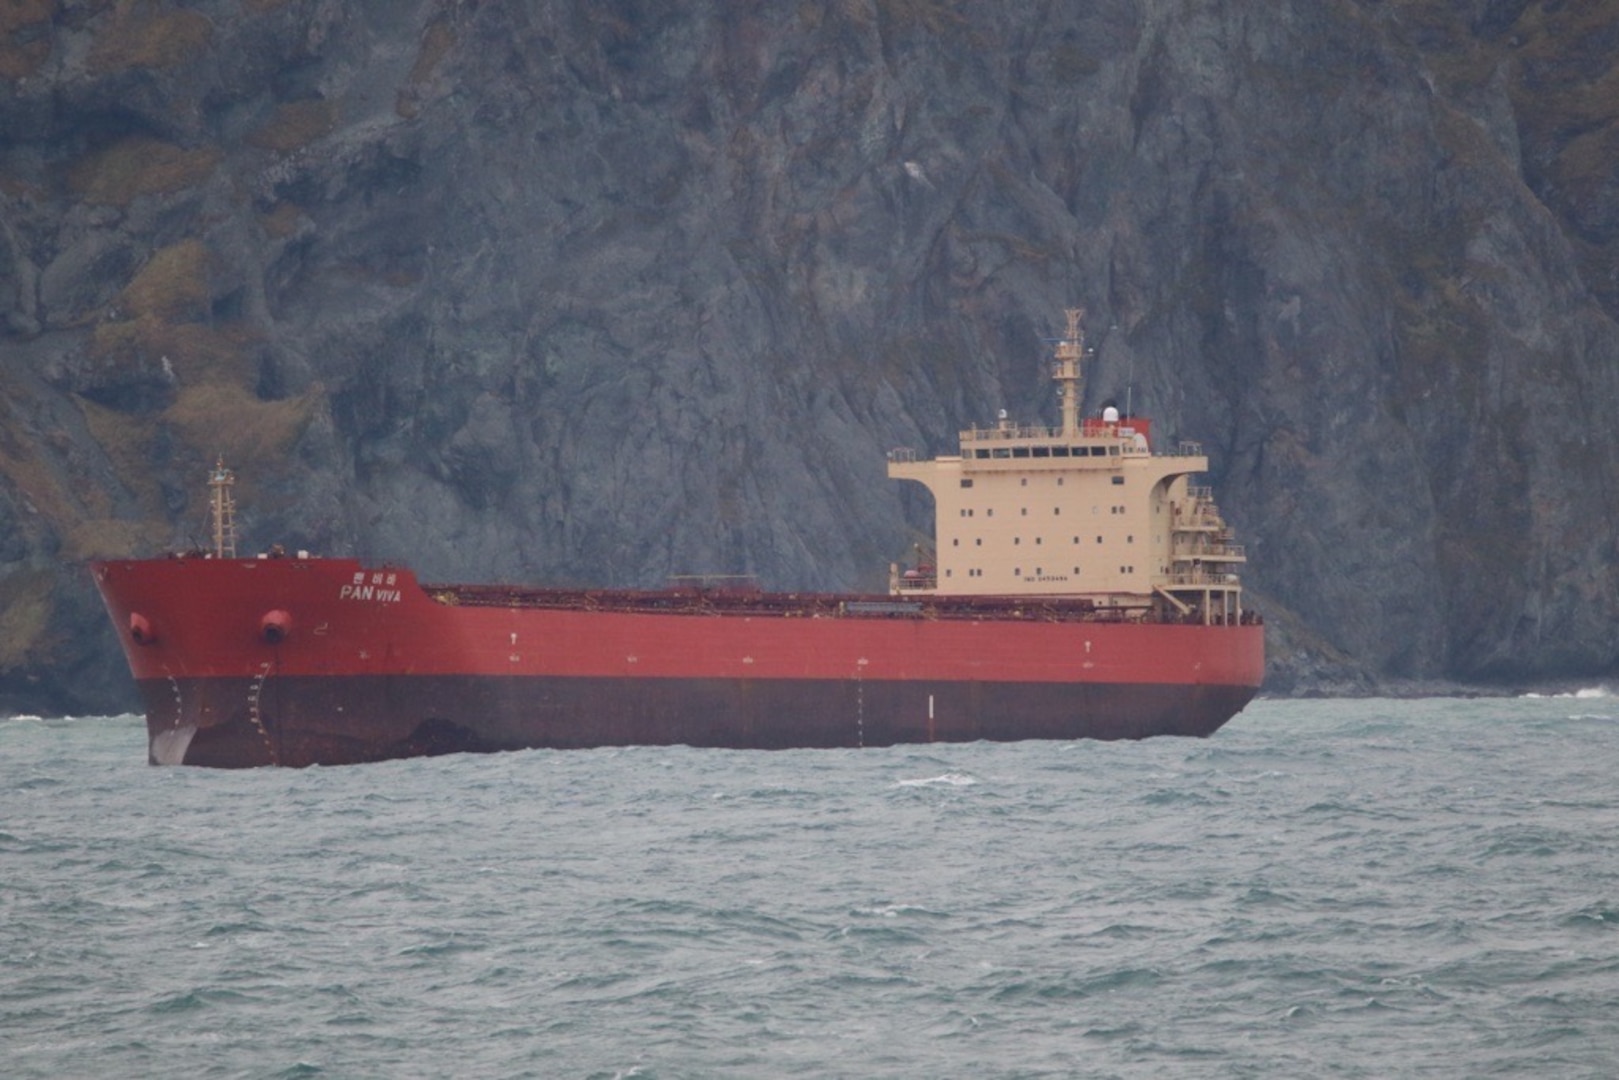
xmin=969 ymin=446 xmax=1121 ymax=459
xmin=951 ymin=536 xmax=1134 ymax=545
xmin=958 ymin=505 xmax=1128 ymax=517
xmin=963 ymin=508 xmax=1068 ymax=516
xmin=945 ymin=567 xmax=1085 ymax=578
xmin=962 ymin=475 xmax=1110 ymax=488
xmin=941 ymin=565 xmax=1147 ymax=579
xmin=961 ymin=477 xmax=1074 ymax=488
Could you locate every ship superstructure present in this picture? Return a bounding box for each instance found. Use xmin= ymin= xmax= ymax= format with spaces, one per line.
xmin=888 ymin=310 xmax=1245 ymax=625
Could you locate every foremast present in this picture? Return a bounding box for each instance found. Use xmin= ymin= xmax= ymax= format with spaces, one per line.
xmin=208 ymin=459 xmax=238 ymax=559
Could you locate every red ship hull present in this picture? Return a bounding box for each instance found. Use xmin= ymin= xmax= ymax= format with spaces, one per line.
xmin=92 ymin=556 xmax=1265 ymax=768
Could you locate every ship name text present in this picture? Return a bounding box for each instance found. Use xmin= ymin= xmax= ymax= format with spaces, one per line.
xmin=341 ymin=572 xmax=402 ymax=604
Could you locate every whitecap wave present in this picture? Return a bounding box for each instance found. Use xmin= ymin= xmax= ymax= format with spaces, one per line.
xmin=1522 ymin=686 xmax=1611 ymax=700
xmin=851 ymin=903 xmax=939 ymax=919
xmin=895 ymin=772 xmax=977 ymax=788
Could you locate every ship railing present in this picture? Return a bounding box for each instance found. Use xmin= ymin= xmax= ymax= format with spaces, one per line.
xmin=1174 ymin=543 xmax=1246 ymax=561
xmin=893 ymin=574 xmax=938 ymax=592
xmin=1078 ymin=418 xmax=1149 ymax=440
xmin=429 ymin=581 xmax=1207 ymax=624
xmin=959 ymin=419 xmax=1152 ymax=442
xmin=960 ymin=422 xmax=1059 ymax=442
xmin=887 ymin=447 xmax=919 ymax=463
xmin=1157 ymin=607 xmax=1264 ymax=627
xmin=1163 ymin=572 xmax=1243 ymax=588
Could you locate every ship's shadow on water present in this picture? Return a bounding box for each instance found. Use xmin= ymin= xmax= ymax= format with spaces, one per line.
xmin=5 ymin=699 xmax=1619 ymax=1077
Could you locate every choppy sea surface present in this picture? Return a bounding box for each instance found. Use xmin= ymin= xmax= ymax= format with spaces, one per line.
xmin=6 ymin=696 xmax=1619 ymax=1079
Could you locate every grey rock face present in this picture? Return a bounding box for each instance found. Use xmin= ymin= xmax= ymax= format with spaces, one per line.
xmin=2 ymin=0 xmax=1618 ymax=714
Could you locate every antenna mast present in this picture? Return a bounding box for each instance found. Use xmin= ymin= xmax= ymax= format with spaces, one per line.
xmin=1053 ymin=307 xmax=1085 ymax=438
xmin=208 ymin=459 xmax=237 ymax=558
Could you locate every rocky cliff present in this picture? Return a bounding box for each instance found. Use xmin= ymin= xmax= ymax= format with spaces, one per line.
xmin=3 ymin=0 xmax=1618 ymax=714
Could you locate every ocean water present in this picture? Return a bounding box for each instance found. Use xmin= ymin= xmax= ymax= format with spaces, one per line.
xmin=5 ymin=696 xmax=1619 ymax=1079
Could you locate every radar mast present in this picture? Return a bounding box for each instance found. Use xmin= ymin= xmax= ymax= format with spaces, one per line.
xmin=1054 ymin=308 xmax=1085 ymax=438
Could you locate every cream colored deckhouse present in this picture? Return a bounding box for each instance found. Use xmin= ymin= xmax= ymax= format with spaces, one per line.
xmin=888 ymin=310 xmax=1245 ymax=625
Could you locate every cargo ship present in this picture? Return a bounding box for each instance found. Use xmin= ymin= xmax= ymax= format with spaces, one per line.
xmin=92 ymin=311 xmax=1263 ymax=767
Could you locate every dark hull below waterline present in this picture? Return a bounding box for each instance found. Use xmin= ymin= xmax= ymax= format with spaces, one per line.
xmin=138 ymin=674 xmax=1260 ymax=768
